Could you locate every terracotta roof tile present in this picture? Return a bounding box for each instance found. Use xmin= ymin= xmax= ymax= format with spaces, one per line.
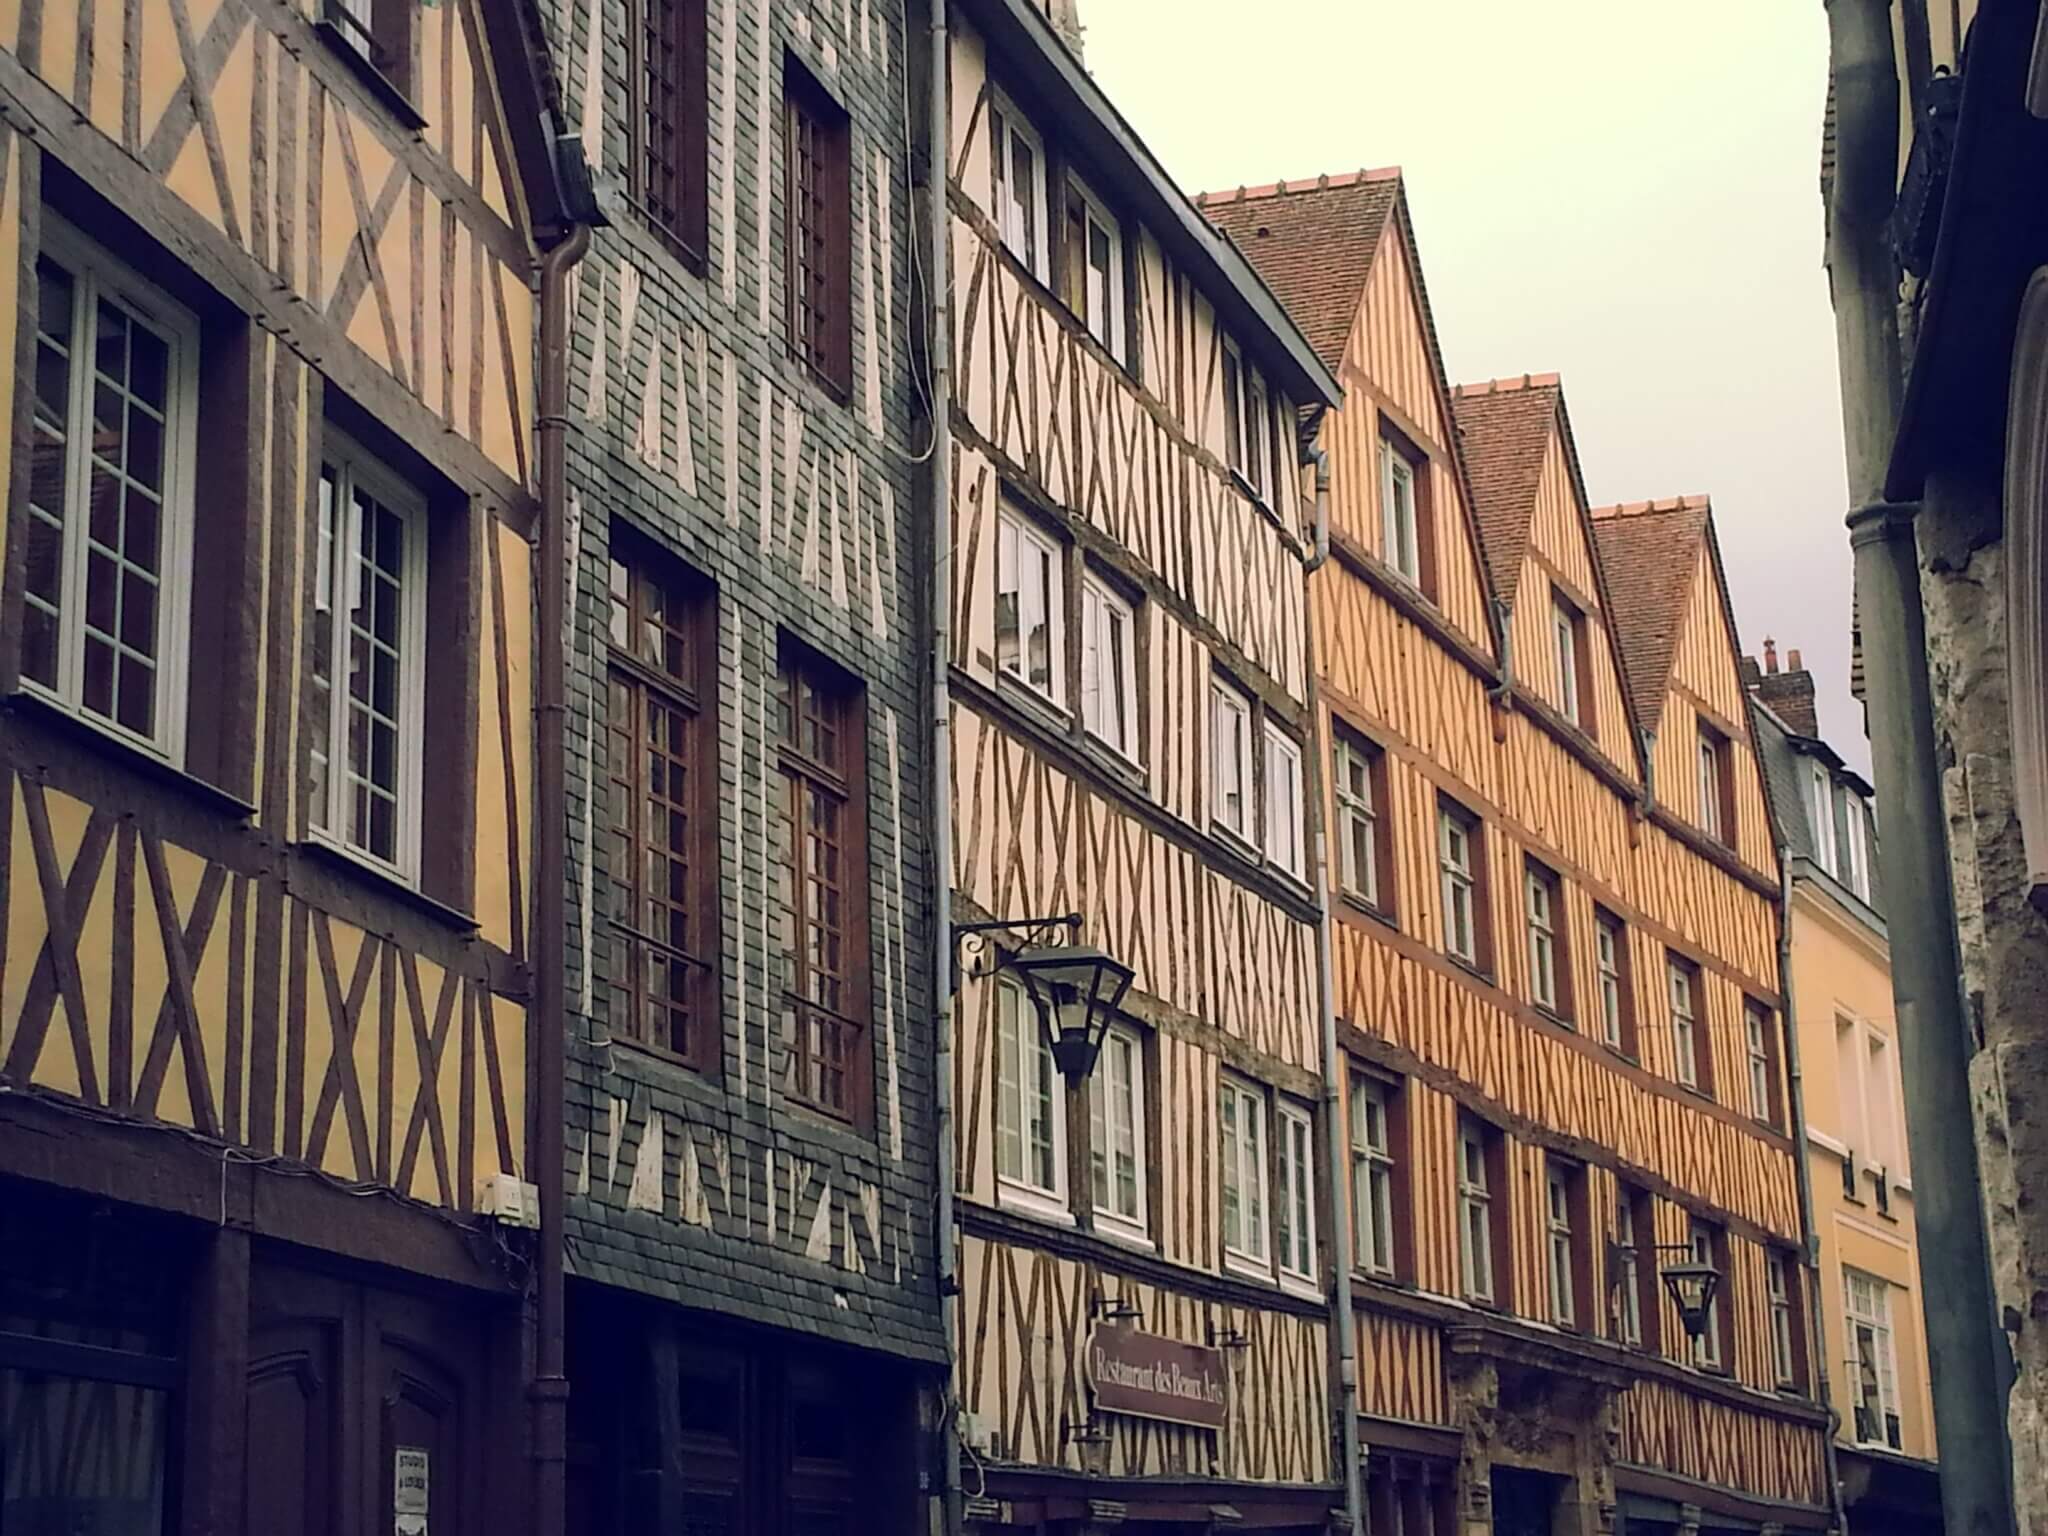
xmin=1196 ymin=170 xmax=1402 ymax=372
xmin=1449 ymin=376 xmax=1562 ymax=605
xmin=1588 ymin=497 xmax=1713 ymax=735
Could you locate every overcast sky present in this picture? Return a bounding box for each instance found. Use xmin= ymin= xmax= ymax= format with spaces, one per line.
xmin=1080 ymin=0 xmax=1866 ymax=773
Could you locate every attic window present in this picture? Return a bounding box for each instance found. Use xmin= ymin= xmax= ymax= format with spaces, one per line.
xmin=1696 ymin=721 xmax=1735 ymax=847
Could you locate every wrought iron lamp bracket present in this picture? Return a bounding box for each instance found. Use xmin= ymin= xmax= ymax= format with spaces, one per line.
xmin=952 ymin=912 xmax=1082 ymax=988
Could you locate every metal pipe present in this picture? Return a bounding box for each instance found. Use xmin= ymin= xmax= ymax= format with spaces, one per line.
xmin=1773 ymin=845 xmax=1844 ymax=1533
xmin=1847 ymin=497 xmax=2015 ymax=1535
xmin=1304 ymin=445 xmax=1331 ymax=574
xmin=925 ymin=1 xmax=959 ymax=1530
xmin=533 ymin=215 xmax=591 ymax=1536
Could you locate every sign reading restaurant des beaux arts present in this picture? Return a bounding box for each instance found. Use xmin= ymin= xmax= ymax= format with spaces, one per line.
xmin=1085 ymin=1323 xmax=1228 ymax=1430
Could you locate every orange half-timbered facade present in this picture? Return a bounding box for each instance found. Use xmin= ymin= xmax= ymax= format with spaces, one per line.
xmin=0 ymin=1 xmax=562 ymax=1530
xmin=1203 ymin=172 xmax=1830 ymax=1536
xmin=934 ymin=2 xmax=1345 ymax=1528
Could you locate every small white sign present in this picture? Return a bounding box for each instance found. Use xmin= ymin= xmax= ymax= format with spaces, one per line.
xmin=395 ymin=1445 xmax=429 ymax=1534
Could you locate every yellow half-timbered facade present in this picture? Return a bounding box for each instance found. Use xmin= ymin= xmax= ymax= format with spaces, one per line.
xmin=1203 ymin=171 xmax=1829 ymax=1536
xmin=0 ymin=0 xmax=564 ymax=1529
xmin=935 ymin=1 xmax=1344 ymax=1526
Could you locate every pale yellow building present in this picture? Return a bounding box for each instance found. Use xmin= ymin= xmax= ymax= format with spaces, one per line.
xmin=1750 ymin=646 xmax=1940 ymax=1531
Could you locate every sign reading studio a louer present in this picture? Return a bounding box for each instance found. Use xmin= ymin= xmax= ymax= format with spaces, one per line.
xmin=1085 ymin=1322 xmax=1228 ymax=1431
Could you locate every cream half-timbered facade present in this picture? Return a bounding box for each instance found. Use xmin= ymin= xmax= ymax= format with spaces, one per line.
xmin=1204 ymin=173 xmax=1829 ymax=1535
xmin=0 ymin=0 xmax=555 ymax=1530
xmin=937 ymin=1 xmax=1343 ymax=1525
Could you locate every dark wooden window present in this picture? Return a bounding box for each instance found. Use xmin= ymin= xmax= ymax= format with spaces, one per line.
xmin=1594 ymin=906 xmax=1637 ymax=1058
xmin=776 ymin=645 xmax=869 ymax=1123
xmin=1379 ymin=418 xmax=1438 ymax=600
xmin=1768 ymin=1248 xmax=1808 ymax=1393
xmin=1696 ymin=719 xmax=1736 ymax=845
xmin=1524 ymin=856 xmax=1571 ymax=1022
xmin=633 ymin=0 xmax=709 ymax=263
xmin=1436 ymin=794 xmax=1491 ymax=974
xmin=784 ymin=62 xmax=852 ymax=397
xmin=1613 ymin=1182 xmax=1657 ymax=1351
xmin=605 ymin=536 xmax=719 ymax=1068
xmin=1666 ymin=951 xmax=1714 ymax=1098
xmin=1334 ymin=730 xmax=1396 ymax=919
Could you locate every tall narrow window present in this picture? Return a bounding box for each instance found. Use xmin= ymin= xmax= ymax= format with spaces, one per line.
xmin=1844 ymin=791 xmax=1873 ymax=900
xmin=1079 ymin=573 xmax=1137 ymax=758
xmin=632 ymin=0 xmax=708 ymax=261
xmin=1351 ymin=1076 xmax=1398 ymax=1278
xmin=1438 ymin=800 xmax=1483 ymax=968
xmin=309 ymin=437 xmax=428 ymax=882
xmin=1552 ymin=590 xmax=1588 ymax=729
xmin=1220 ymin=1078 xmax=1270 ymax=1271
xmin=987 ymin=93 xmax=1048 ymax=279
xmin=1846 ymin=1269 xmax=1902 ymax=1449
xmin=604 ymin=543 xmax=717 ymax=1066
xmin=1380 ymin=437 xmax=1420 ymax=584
xmin=1525 ymin=860 xmax=1567 ymax=1017
xmin=1223 ymin=342 xmax=1244 ymax=478
xmin=1768 ymin=1252 xmax=1799 ymax=1389
xmin=1545 ymin=1162 xmax=1578 ymax=1328
xmin=1263 ymin=723 xmax=1306 ymax=880
xmin=1457 ymin=1118 xmax=1496 ymax=1304
xmin=1088 ymin=1023 xmax=1146 ymax=1238
xmin=996 ymin=504 xmax=1063 ymax=702
xmin=784 ymin=64 xmax=851 ymax=396
xmin=1335 ymin=735 xmax=1387 ymax=911
xmin=1243 ymin=368 xmax=1271 ymax=504
xmin=776 ymin=649 xmax=868 ymax=1122
xmin=22 ymin=227 xmax=198 ymax=759
xmin=1697 ymin=723 xmax=1732 ymax=844
xmin=1063 ymin=175 xmax=1124 ymax=361
xmin=1810 ymin=761 xmax=1837 ymax=875
xmin=995 ymin=977 xmax=1065 ymax=1206
xmin=1689 ymin=1220 xmax=1725 ymax=1370
xmin=1211 ymin=678 xmax=1254 ymax=842
xmin=1613 ymin=1190 xmax=1644 ymax=1347
xmin=1746 ymin=1001 xmax=1778 ymax=1128
xmin=1595 ymin=909 xmax=1633 ymax=1054
xmin=1668 ymin=955 xmax=1702 ymax=1092
xmin=1275 ymin=1103 xmax=1316 ymax=1284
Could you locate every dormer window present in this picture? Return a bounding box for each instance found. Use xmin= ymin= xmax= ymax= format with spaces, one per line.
xmin=1062 ymin=175 xmax=1124 ymax=361
xmin=1697 ymin=721 xmax=1734 ymax=845
xmin=1552 ymin=588 xmax=1592 ymax=732
xmin=1223 ymin=341 xmax=1272 ymax=503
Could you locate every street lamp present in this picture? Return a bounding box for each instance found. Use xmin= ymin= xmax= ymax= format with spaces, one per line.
xmin=1606 ymin=1239 xmax=1722 ymax=1343
xmin=954 ymin=913 xmax=1135 ymax=1082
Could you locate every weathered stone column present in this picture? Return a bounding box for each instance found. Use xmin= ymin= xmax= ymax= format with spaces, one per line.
xmin=1450 ymin=1358 xmax=1499 ymax=1536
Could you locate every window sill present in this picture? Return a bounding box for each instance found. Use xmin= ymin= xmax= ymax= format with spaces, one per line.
xmin=1338 ymin=890 xmax=1399 ymax=931
xmin=1079 ymin=731 xmax=1148 ymax=794
xmin=1089 ymin=1213 xmax=1154 ymax=1253
xmin=5 ymin=689 xmax=257 ymax=819
xmin=1676 ymin=1083 xmax=1717 ymax=1107
xmin=996 ymin=1181 xmax=1076 ymax=1229
xmin=1601 ymin=1042 xmax=1640 ymax=1067
xmin=1278 ymin=1269 xmax=1323 ymax=1304
xmin=312 ymin=19 xmax=427 ymax=132
xmin=1222 ymin=1250 xmax=1274 ymax=1285
xmin=1534 ymin=1004 xmax=1576 ymax=1032
xmin=995 ymin=668 xmax=1074 ymax=732
xmin=295 ymin=837 xmax=478 ymax=932
xmin=602 ymin=1028 xmax=720 ymax=1081
xmin=1211 ymin=821 xmax=1263 ymax=863
xmin=1228 ymin=468 xmax=1274 ymax=515
xmin=1445 ymin=952 xmax=1494 ymax=986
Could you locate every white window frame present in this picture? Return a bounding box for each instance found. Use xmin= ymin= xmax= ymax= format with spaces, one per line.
xmin=996 ymin=502 xmax=1065 ymax=705
xmin=1690 ymin=1222 xmax=1723 ymax=1370
xmin=995 ymin=975 xmax=1070 ymax=1219
xmin=1079 ymin=572 xmax=1138 ymax=760
xmin=1220 ymin=1076 xmax=1271 ymax=1274
xmin=1844 ymin=791 xmax=1872 ymax=900
xmin=1439 ymin=804 xmax=1478 ymax=966
xmin=1595 ymin=913 xmax=1625 ymax=1050
xmin=1668 ymin=957 xmax=1699 ymax=1090
xmin=1525 ymin=863 xmax=1559 ymax=1013
xmin=1210 ymin=677 xmax=1255 ymax=843
xmin=1545 ymin=1163 xmax=1576 ymax=1328
xmin=1241 ymin=362 xmax=1272 ymax=504
xmin=23 ymin=218 xmax=202 ymax=766
xmin=1380 ymin=437 xmax=1420 ymax=584
xmin=1067 ymin=172 xmax=1125 ymax=360
xmin=1457 ymin=1119 xmax=1495 ymax=1304
xmin=1746 ymin=1001 xmax=1774 ymax=1126
xmin=988 ymin=91 xmax=1049 ymax=281
xmin=1846 ymin=1268 xmax=1902 ymax=1449
xmin=1335 ymin=737 xmax=1380 ymax=907
xmin=1614 ymin=1193 xmax=1643 ymax=1347
xmin=1810 ymin=761 xmax=1838 ymax=876
xmin=1275 ymin=1100 xmax=1317 ymax=1287
xmin=1088 ymin=1020 xmax=1148 ymax=1243
xmin=1769 ymin=1254 xmax=1797 ymax=1388
xmin=1698 ymin=728 xmax=1725 ymax=839
xmin=1263 ymin=722 xmax=1306 ymax=881
xmin=308 ymin=432 xmax=430 ymax=886
xmin=1351 ymin=1075 xmax=1396 ymax=1278
xmin=1553 ymin=592 xmax=1581 ymax=725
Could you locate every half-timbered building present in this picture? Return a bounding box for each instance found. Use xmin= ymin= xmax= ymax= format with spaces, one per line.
xmin=0 ymin=0 xmax=570 ymax=1529
xmin=930 ymin=2 xmax=1346 ymax=1529
xmin=1202 ymin=173 xmax=1831 ymax=1536
xmin=542 ymin=0 xmax=943 ymax=1525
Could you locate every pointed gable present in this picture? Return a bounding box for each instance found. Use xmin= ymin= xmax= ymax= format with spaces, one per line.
xmin=1589 ymin=497 xmax=1713 ymax=736
xmin=1450 ymin=376 xmax=1559 ymax=604
xmin=1198 ymin=170 xmax=1399 ymax=373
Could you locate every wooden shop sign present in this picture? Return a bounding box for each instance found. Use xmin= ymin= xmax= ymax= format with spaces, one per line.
xmin=1085 ymin=1323 xmax=1228 ymax=1430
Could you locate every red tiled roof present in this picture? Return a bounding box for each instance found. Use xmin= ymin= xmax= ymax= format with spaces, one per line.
xmin=1196 ymin=170 xmax=1401 ymax=372
xmin=1588 ymin=497 xmax=1713 ymax=735
xmin=1449 ymin=376 xmax=1561 ymax=605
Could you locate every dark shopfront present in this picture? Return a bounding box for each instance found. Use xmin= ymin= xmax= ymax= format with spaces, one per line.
xmin=564 ymin=1284 xmax=921 ymax=1536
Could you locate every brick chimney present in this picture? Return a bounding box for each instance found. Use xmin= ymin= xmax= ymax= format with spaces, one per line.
xmin=1747 ymin=637 xmax=1820 ymax=737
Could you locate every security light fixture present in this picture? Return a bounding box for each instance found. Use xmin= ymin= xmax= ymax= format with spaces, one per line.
xmin=953 ymin=912 xmax=1135 ymax=1083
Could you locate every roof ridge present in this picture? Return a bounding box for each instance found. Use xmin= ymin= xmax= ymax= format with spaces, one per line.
xmin=1588 ymin=494 xmax=1712 ymax=520
xmin=1450 ymin=373 xmax=1562 ymax=398
xmin=1194 ymin=166 xmax=1404 ymax=209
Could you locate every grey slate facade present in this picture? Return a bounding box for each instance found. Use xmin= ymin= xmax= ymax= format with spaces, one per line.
xmin=543 ymin=0 xmax=941 ymax=1365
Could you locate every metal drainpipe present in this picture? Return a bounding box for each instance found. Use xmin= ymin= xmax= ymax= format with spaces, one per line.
xmin=1302 ymin=444 xmax=1364 ymax=1535
xmin=1774 ymin=850 xmax=1844 ymax=1534
xmin=925 ymin=1 xmax=960 ymax=1530
xmin=534 ymin=215 xmax=591 ymax=1536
